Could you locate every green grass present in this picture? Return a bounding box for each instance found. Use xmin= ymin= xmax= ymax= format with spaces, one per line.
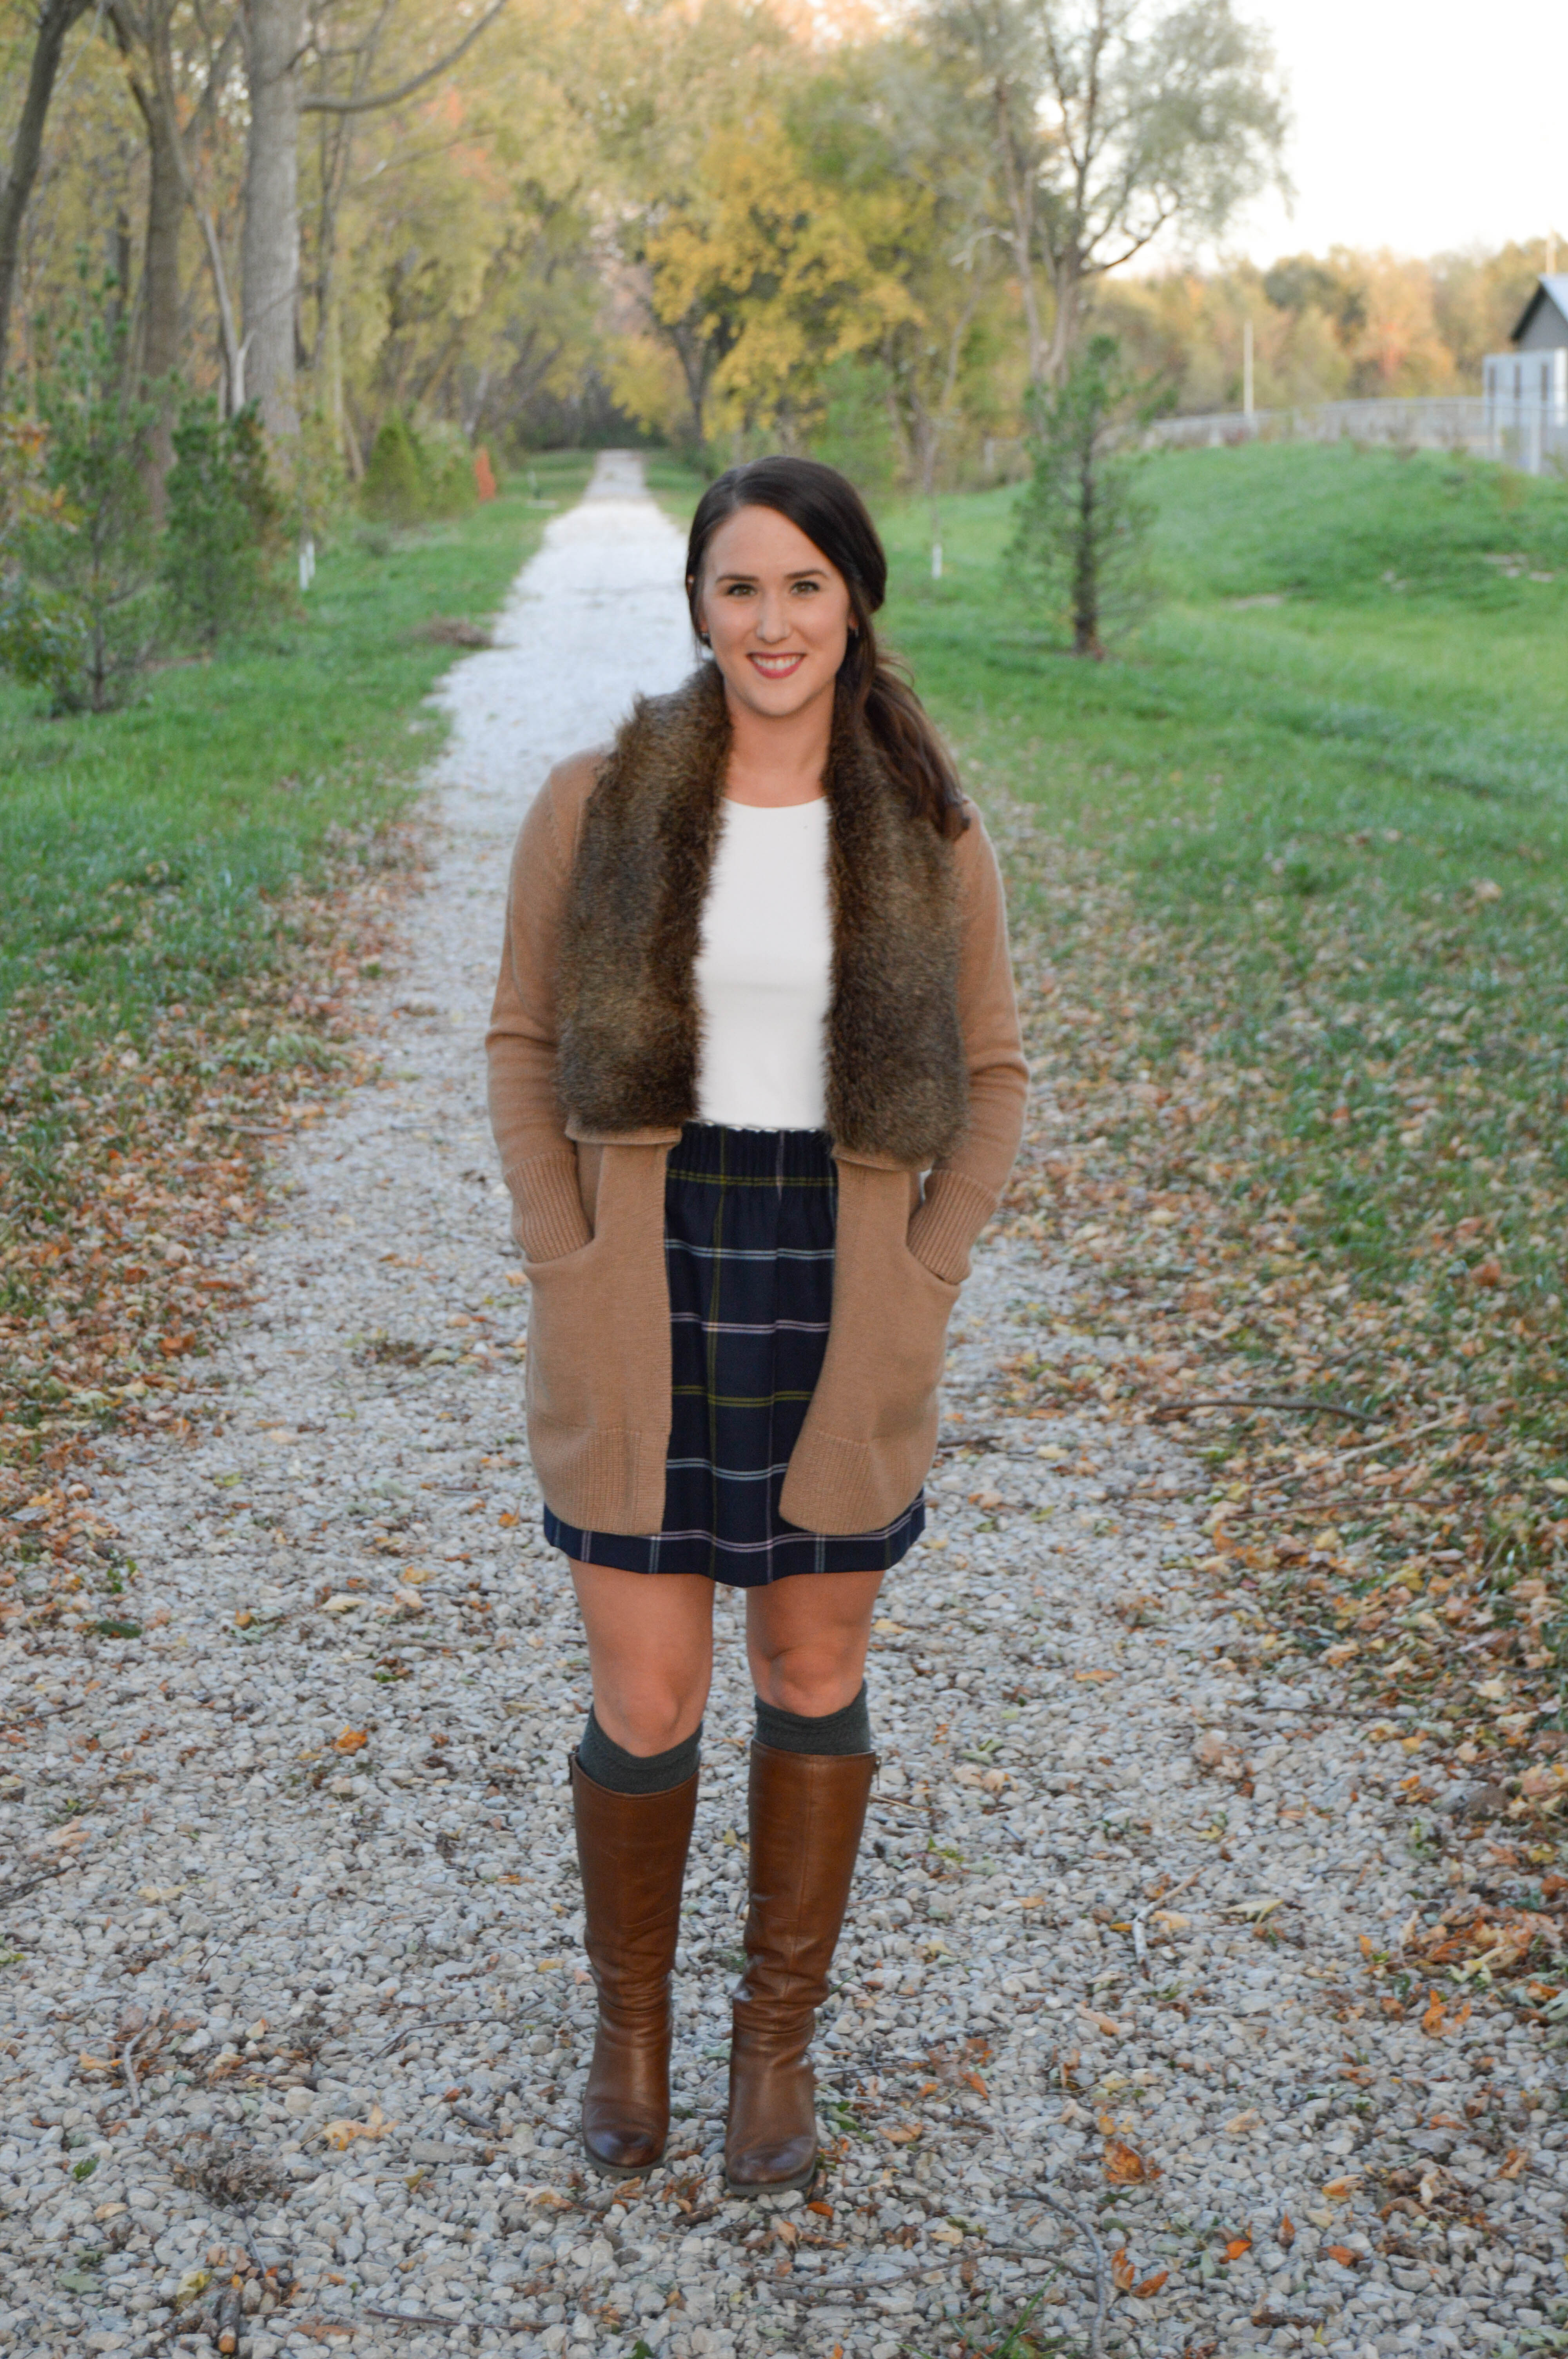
xmin=885 ymin=441 xmax=1568 ymax=882
xmin=880 ymin=445 xmax=1568 ymax=1243
xmin=0 ymin=449 xmax=593 ymax=1040
xmin=881 ymin=437 xmax=1568 ymax=1627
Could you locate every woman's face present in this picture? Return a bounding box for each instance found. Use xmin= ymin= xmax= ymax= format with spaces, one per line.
xmin=691 ymin=504 xmax=854 ymax=724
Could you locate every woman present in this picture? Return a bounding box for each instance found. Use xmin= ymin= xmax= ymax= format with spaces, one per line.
xmin=486 ymin=456 xmax=1026 ymax=2195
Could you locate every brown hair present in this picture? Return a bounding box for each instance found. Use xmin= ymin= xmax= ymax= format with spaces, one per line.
xmin=685 ymin=456 xmax=968 ymax=838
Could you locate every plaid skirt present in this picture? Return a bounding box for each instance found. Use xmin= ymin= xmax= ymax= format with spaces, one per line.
xmin=542 ymin=1123 xmax=926 ymax=1586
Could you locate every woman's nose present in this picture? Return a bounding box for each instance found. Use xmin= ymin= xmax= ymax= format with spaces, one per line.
xmin=753 ymin=596 xmax=791 ymax=643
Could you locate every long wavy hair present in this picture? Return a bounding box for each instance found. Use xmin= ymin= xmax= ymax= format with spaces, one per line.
xmin=684 ymin=456 xmax=968 ymax=838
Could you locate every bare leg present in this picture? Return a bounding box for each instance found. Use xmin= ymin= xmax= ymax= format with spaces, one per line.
xmin=570 ymin=1562 xmax=716 ymax=1754
xmin=745 ymin=1568 xmax=884 ymax=1717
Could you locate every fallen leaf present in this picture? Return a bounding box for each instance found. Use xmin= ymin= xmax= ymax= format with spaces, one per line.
xmin=1325 ymin=2244 xmax=1358 ymax=2267
xmin=320 ymin=1593 xmax=363 ymax=1615
xmin=1074 ymin=1668 xmax=1118 ymax=1683
xmin=1420 ymin=1989 xmax=1446 ymax=2036
xmin=1223 ymin=2235 xmax=1251 ymax=2262
xmin=390 ymin=1586 xmax=423 ymax=1611
xmin=882 ymin=2125 xmax=922 ymax=2144
xmin=497 ymin=1511 xmax=519 ymax=1527
xmin=1111 ymin=2248 xmax=1135 ymax=2293
xmin=334 ymin=1728 xmax=368 ymax=1753
xmin=1321 ymin=2177 xmax=1358 ymax=2204
xmin=1103 ymin=2137 xmax=1159 ymax=2185
xmin=1133 ymin=2270 xmax=1168 ymax=2298
xmin=322 ymin=2103 xmax=395 ymax=2150
xmin=1150 ymin=1909 xmax=1190 ymax=1934
xmin=1080 ymin=2006 xmax=1122 ymax=2038
xmin=1501 ymin=2148 xmax=1528 ymax=2179
xmin=1225 ymin=2108 xmax=1262 ymax=2135
xmin=962 ymin=2071 xmax=990 ymax=2099
xmin=1278 ymin=2214 xmax=1295 ymax=2249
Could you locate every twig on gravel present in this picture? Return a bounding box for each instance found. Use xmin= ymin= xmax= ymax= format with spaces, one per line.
xmin=935 ymin=1432 xmax=1004 ymax=1456
xmin=365 ymin=2307 xmax=472 ymax=2329
xmin=121 ymin=2026 xmax=147 ymax=2112
xmin=1026 ymin=2188 xmax=1110 ymax=2359
xmin=0 ymin=1857 xmax=85 ymax=1910
xmin=370 ymin=2013 xmax=506 ymax=2060
xmin=1331 ymin=1410 xmax=1462 ymax=1460
xmin=1151 ymin=1393 xmax=1373 ymax=1426
xmin=787 ymin=2260 xmax=933 ymax=2302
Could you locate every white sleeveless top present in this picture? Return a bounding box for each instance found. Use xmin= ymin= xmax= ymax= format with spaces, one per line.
xmin=694 ymin=798 xmax=833 ymax=1131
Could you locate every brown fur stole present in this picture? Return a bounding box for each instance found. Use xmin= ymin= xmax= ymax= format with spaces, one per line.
xmin=554 ymin=664 xmax=967 ymax=1164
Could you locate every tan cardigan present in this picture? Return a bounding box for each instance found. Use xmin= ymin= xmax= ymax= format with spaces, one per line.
xmin=486 ymin=723 xmax=1027 ymax=1539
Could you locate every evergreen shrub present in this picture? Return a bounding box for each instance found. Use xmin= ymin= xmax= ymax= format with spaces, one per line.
xmin=162 ymin=398 xmax=281 ymax=645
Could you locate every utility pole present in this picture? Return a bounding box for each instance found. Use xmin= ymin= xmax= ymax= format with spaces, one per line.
xmin=1243 ymin=317 xmax=1255 ymax=423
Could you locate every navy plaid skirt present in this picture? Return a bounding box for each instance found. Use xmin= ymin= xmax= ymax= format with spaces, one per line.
xmin=543 ymin=1123 xmax=926 ymax=1586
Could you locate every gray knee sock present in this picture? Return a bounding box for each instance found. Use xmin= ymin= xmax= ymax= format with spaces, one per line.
xmin=576 ymin=1707 xmax=701 ymax=1796
xmin=754 ymin=1683 xmax=873 ymax=1756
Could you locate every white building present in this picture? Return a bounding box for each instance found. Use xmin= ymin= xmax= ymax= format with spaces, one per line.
xmin=1483 ymin=276 xmax=1568 ymax=468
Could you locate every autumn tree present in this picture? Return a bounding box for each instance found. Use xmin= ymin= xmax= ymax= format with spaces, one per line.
xmin=792 ymin=39 xmax=1009 ymax=526
xmin=0 ymin=0 xmax=97 ymax=382
xmin=931 ymin=0 xmax=1287 ymax=381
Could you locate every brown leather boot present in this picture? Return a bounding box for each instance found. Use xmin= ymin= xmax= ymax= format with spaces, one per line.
xmin=724 ymin=1741 xmax=876 ymax=2195
xmin=571 ymin=1754 xmax=699 ymax=2177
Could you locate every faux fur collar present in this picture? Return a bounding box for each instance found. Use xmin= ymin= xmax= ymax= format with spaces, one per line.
xmin=555 ymin=664 xmax=967 ymax=1164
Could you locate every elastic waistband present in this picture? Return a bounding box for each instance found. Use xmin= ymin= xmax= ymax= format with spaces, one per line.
xmin=669 ymin=1122 xmax=835 ymax=1183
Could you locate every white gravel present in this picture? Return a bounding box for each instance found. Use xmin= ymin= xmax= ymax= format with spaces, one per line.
xmin=3 ymin=455 xmax=1563 ymax=2359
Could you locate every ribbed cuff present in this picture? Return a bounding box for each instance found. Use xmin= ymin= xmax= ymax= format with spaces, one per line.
xmin=755 ymin=1684 xmax=873 ymax=1756
xmin=906 ymin=1169 xmax=995 ymax=1284
xmin=505 ymin=1149 xmax=592 ymax=1262
xmin=577 ymin=1708 xmax=702 ymax=1795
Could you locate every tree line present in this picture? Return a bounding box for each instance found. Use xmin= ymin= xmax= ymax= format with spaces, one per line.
xmin=0 ymin=0 xmax=1554 ymax=680
xmin=1 ymin=0 xmax=1289 ymax=468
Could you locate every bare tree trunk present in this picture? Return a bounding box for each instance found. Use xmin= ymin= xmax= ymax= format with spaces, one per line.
xmin=126 ymin=73 xmax=183 ymax=505
xmin=0 ymin=0 xmax=96 ymax=385
xmin=991 ymin=77 xmax=1047 ymax=387
xmin=241 ymin=0 xmax=305 ymax=439
xmin=1046 ymin=253 xmax=1084 ymax=387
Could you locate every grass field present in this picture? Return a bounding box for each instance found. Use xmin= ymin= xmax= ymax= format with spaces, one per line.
xmin=880 ymin=440 xmax=1568 ymax=1763
xmin=0 ymin=454 xmax=592 ymax=1470
xmin=0 ymin=450 xmax=594 ymax=1039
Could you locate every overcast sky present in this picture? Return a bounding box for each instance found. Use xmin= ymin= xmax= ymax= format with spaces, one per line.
xmin=1223 ymin=0 xmax=1568 ymax=262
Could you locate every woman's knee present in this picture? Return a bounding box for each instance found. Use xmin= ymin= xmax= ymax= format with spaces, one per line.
xmin=750 ymin=1639 xmax=863 ymax=1718
xmin=592 ymin=1669 xmax=706 ymax=1756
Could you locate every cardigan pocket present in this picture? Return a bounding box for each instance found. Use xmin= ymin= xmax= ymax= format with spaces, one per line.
xmin=523 ymin=1232 xmax=611 ymax=1434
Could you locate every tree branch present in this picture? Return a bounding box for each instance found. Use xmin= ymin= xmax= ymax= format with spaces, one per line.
xmin=300 ymin=0 xmax=509 ymax=114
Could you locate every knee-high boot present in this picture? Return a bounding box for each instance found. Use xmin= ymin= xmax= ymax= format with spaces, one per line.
xmin=570 ymin=1755 xmax=699 ymax=2177
xmin=724 ymin=1741 xmax=875 ymax=2194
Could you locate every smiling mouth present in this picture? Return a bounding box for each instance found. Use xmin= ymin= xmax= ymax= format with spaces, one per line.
xmin=748 ymin=651 xmax=806 ymax=678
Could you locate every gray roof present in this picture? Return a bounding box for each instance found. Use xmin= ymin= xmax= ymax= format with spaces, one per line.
xmin=1510 ymin=274 xmax=1568 ymax=345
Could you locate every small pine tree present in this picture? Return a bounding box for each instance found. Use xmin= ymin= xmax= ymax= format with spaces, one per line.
xmin=162 ymin=397 xmax=281 ymax=646
xmin=23 ymin=260 xmax=159 ymax=711
xmin=361 ymin=411 xmax=426 ymax=524
xmin=1010 ymin=334 xmax=1156 ymax=658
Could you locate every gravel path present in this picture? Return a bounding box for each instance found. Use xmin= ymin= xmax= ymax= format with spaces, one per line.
xmin=3 ymin=456 xmax=1562 ymax=2359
